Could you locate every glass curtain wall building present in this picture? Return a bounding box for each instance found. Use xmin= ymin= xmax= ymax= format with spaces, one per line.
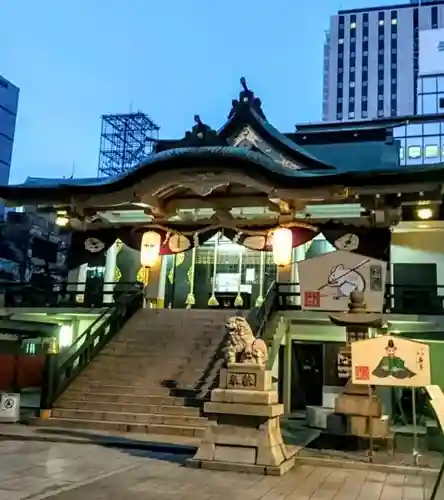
xmin=323 ymin=1 xmax=444 ymax=122
xmin=0 ymin=75 xmax=19 ymax=186
xmin=394 ymin=118 xmax=444 ymax=166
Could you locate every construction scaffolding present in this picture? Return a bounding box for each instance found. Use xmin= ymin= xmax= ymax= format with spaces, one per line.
xmin=97 ymin=112 xmax=160 ymax=177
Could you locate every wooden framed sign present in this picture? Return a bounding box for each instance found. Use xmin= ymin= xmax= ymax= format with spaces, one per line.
xmin=351 ymin=336 xmax=431 ymax=388
xmin=298 ymin=251 xmax=387 ymax=312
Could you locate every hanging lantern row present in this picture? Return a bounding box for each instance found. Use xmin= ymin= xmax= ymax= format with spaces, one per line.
xmin=271 ymin=227 xmax=293 ymax=267
xmin=140 ymin=231 xmax=161 ymax=268
xmin=139 ymin=228 xmax=293 ymax=269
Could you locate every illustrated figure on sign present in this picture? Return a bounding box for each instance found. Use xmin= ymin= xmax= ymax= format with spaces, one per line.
xmin=372 ymin=339 xmax=416 ymax=379
xmin=327 ymin=264 xmax=365 ymax=300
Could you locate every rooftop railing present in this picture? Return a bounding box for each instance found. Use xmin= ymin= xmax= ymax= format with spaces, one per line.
xmin=277 ymin=282 xmax=444 ymax=316
xmin=0 ymin=281 xmax=141 ymax=308
xmin=2 ymin=280 xmax=444 ymax=316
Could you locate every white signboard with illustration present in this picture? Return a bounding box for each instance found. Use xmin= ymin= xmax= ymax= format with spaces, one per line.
xmin=298 ymin=251 xmax=387 ymax=312
xmin=351 ymin=336 xmax=431 ymax=388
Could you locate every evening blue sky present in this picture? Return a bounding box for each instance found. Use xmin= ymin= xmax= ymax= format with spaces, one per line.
xmin=2 ymin=0 xmax=395 ymax=184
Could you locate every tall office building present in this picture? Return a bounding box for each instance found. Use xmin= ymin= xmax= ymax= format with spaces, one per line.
xmin=323 ymin=0 xmax=444 ymax=121
xmin=0 ymin=75 xmax=19 ymax=185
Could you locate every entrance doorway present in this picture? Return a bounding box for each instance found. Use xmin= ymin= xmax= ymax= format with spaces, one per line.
xmin=290 ymin=342 xmax=323 ymax=411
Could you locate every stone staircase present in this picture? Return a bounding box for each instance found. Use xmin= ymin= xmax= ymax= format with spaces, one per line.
xmin=40 ymin=309 xmax=241 ymax=438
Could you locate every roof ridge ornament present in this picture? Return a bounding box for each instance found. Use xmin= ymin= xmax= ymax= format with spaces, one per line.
xmin=228 ymin=77 xmax=266 ymax=121
xmin=180 ymin=114 xmax=223 ymax=146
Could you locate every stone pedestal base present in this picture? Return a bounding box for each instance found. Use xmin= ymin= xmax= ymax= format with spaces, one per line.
xmin=332 ymin=381 xmax=391 ymax=440
xmin=187 ymin=364 xmax=296 ymax=476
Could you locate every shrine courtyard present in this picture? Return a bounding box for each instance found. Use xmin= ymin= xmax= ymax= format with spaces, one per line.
xmin=0 ymin=438 xmax=435 ymax=500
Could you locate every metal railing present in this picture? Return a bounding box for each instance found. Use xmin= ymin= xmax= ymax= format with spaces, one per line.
xmin=277 ymin=282 xmax=444 ymax=316
xmin=0 ymin=281 xmax=140 ymax=308
xmin=40 ymin=288 xmax=143 ymax=410
xmin=247 ymin=282 xmax=279 ymax=339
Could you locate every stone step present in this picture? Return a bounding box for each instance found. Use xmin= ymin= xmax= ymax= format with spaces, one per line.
xmin=68 ymin=383 xmax=199 ymax=396
xmin=73 ymin=378 xmax=204 ymax=389
xmin=100 ymin=347 xmax=223 ymax=356
xmin=57 ymin=391 xmax=203 ymax=407
xmin=51 ymin=408 xmax=208 ymax=428
xmin=75 ymin=377 xmax=204 ymax=386
xmin=57 ymin=400 xmax=202 ymax=417
xmin=36 ymin=417 xmax=206 ymax=438
xmin=89 ymin=355 xmax=219 ymax=365
xmin=79 ymin=364 xmax=209 ymax=376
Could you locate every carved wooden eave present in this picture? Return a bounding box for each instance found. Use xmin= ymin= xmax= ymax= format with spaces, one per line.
xmin=2 ymin=78 xmax=444 ymax=230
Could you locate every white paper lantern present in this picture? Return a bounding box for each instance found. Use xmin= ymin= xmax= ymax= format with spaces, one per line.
xmin=272 ymin=227 xmax=293 ymax=267
xmin=140 ymin=231 xmax=161 ymax=268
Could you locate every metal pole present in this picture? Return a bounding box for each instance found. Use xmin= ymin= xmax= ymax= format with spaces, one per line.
xmin=143 ymin=266 xmax=150 ymax=308
xmin=368 ymin=385 xmax=374 ymax=463
xmin=283 ymin=327 xmax=292 ymax=414
xmin=412 ymin=387 xmax=420 ymax=467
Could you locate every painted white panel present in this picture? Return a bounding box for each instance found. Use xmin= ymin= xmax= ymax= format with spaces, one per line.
xmin=419 ymin=28 xmax=444 ymax=76
xmin=391 ymin=231 xmax=444 ymax=286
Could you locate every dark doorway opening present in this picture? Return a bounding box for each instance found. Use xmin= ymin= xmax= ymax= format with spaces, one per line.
xmin=392 ymin=263 xmax=440 ymax=314
xmin=291 ymin=342 xmax=323 ymax=411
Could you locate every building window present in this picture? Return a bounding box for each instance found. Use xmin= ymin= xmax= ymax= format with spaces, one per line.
xmin=423 ymin=77 xmax=437 ymax=93
xmin=425 ymin=144 xmax=439 ymax=158
xmin=339 ymin=38 xmax=344 ymax=44
xmin=432 ymin=6 xmax=438 ymax=29
xmin=350 ymin=22 xmax=356 ymax=29
xmin=413 ymin=7 xmax=419 ymax=113
xmin=406 ymin=124 xmax=422 ymax=136
xmin=423 ymin=93 xmax=437 ymax=114
xmin=423 ymin=122 xmax=440 ymax=135
xmin=408 ymin=145 xmax=421 ymax=159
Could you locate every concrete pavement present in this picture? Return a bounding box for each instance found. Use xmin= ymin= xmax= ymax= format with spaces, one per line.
xmin=0 ymin=439 xmax=437 ymax=499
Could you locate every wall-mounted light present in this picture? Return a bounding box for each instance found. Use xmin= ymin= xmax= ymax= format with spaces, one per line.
xmin=55 ymin=210 xmax=69 ymax=227
xmin=272 ymin=227 xmax=293 ymax=267
xmin=416 ymin=207 xmax=433 ymax=220
xmin=59 ymin=324 xmax=73 ymax=348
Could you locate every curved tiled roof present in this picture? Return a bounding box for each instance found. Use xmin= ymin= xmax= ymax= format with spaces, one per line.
xmin=1 ymin=146 xmax=444 ymax=205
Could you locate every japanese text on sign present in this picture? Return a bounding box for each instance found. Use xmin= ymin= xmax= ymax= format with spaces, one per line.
xmin=304 ymin=291 xmax=320 ymax=308
xmin=227 ymin=373 xmax=257 ymax=388
xmin=355 ymin=365 xmax=370 ymax=381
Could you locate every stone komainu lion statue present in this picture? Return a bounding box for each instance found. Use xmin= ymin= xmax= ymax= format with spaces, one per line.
xmin=224 ymin=316 xmax=268 ymax=366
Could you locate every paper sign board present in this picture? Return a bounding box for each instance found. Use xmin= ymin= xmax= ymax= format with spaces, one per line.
xmin=351 ymin=336 xmax=431 ymax=387
xmin=298 ymin=251 xmax=387 ymax=312
xmin=0 ymin=393 xmax=20 ymax=422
